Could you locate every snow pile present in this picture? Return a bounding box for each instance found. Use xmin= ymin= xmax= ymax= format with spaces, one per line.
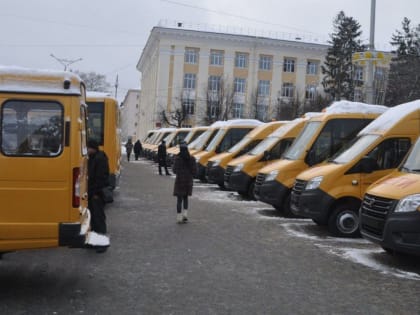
xmin=325 ymin=100 xmax=388 ymax=115
xmin=0 ymin=65 xmax=82 ymax=95
xmin=360 ymin=100 xmax=420 ymax=134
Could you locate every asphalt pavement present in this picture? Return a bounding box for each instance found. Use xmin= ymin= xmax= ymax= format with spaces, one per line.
xmin=1 ymin=157 xmax=420 ymax=315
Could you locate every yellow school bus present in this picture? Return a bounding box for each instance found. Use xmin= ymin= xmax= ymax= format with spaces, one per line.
xmin=360 ymin=134 xmax=420 ymax=256
xmin=0 ymin=66 xmax=108 ymax=255
xmin=207 ymin=121 xmax=286 ymax=188
xmin=86 ymin=92 xmax=121 ymax=189
xmin=254 ymin=101 xmax=387 ymax=216
xmin=225 ymin=118 xmax=306 ymax=198
xmin=291 ymin=101 xmax=420 ymax=237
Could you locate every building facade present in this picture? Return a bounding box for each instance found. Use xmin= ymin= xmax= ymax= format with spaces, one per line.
xmin=136 ymin=25 xmax=329 ymax=139
xmin=121 ymin=89 xmax=141 ymax=141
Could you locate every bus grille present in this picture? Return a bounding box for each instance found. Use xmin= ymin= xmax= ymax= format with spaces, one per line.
xmin=224 ymin=165 xmax=234 ymax=183
xmin=292 ymin=179 xmax=307 ymax=197
xmin=360 ymin=194 xmax=396 ymax=238
xmin=255 ymin=173 xmax=266 ymax=187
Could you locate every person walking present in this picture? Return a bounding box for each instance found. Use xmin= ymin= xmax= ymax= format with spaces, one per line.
xmin=134 ymin=139 xmax=142 ymax=160
xmin=125 ymin=138 xmax=133 ymax=162
xmin=172 ymin=143 xmax=197 ymax=223
xmin=87 ymin=139 xmax=111 ymax=253
xmin=158 ymin=139 xmax=170 ymax=175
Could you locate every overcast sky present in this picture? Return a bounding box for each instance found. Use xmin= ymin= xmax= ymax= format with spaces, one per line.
xmin=1 ymin=0 xmax=420 ymax=102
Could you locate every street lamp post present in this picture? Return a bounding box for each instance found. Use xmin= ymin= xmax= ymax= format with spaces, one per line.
xmin=365 ymin=0 xmax=376 ymax=104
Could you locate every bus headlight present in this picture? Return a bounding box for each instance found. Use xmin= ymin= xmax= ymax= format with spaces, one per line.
xmin=233 ymin=163 xmax=244 ymax=172
xmin=305 ymin=176 xmax=323 ymax=190
xmin=394 ymin=194 xmax=420 ymax=213
xmin=265 ymin=170 xmax=278 ymax=182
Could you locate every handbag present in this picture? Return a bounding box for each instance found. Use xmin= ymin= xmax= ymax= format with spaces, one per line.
xmin=101 ymin=186 xmax=114 ymax=203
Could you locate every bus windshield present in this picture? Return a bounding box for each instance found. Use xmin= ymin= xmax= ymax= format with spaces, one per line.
xmin=87 ymin=101 xmax=104 ymax=145
xmin=333 ymin=134 xmax=379 ymax=164
xmin=249 ymin=136 xmax=279 ymax=155
xmin=206 ymin=129 xmax=226 ymax=152
xmin=283 ymin=122 xmax=321 ymax=160
xmin=401 ymin=138 xmax=420 ymax=173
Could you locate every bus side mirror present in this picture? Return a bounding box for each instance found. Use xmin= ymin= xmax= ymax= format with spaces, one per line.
xmin=263 ymin=150 xmax=271 ymax=161
xmin=360 ymin=156 xmax=377 ymax=173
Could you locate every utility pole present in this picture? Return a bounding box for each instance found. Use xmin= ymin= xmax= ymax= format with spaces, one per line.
xmin=365 ymin=0 xmax=376 ymax=104
xmin=114 ymin=74 xmax=119 ymax=99
xmin=50 ymin=53 xmax=82 ymax=71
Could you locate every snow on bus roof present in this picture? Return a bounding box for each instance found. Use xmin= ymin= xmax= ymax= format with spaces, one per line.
xmin=360 ymin=100 xmax=420 ymax=135
xmin=324 ymin=100 xmax=388 ymax=115
xmin=211 ymin=119 xmax=263 ymax=128
xmin=86 ymin=91 xmax=113 ymax=98
xmin=0 ymin=65 xmax=82 ymax=95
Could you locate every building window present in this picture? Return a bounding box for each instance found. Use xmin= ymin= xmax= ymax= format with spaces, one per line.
xmin=185 ymin=48 xmax=198 ymax=64
xmin=235 ymin=52 xmax=248 ymax=68
xmin=234 ymin=78 xmax=246 ymax=93
xmin=183 ymin=73 xmax=196 ymax=89
xmin=232 ymin=103 xmax=244 ymax=118
xmin=182 ymin=99 xmax=195 ymax=115
xmin=210 ymin=50 xmax=224 ymax=66
xmin=256 ymin=104 xmax=268 ymax=121
xmin=305 ymin=85 xmax=317 ymax=100
xmin=354 ymin=66 xmax=364 ymax=87
xmin=209 ymin=102 xmax=220 ymax=118
xmin=283 ymin=58 xmax=295 ymax=72
xmin=375 ymin=67 xmax=385 ymax=80
xmin=259 ymin=55 xmax=272 ymax=71
xmin=258 ymin=80 xmax=270 ymax=96
xmin=354 ymin=89 xmax=363 ymax=102
xmin=307 ymin=61 xmax=318 ymax=75
xmin=281 ymin=82 xmax=294 ymax=98
xmin=208 ymin=76 xmax=221 ymax=91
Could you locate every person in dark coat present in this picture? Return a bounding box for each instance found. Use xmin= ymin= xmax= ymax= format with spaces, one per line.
xmin=125 ymin=138 xmax=133 ymax=162
xmin=158 ymin=139 xmax=170 ymax=175
xmin=87 ymin=139 xmax=110 ymax=253
xmin=172 ymin=143 xmax=197 ymax=223
xmin=133 ymin=139 xmax=142 ymax=160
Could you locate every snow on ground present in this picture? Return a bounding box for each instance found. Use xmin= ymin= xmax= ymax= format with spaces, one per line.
xmin=192 ymin=181 xmax=420 ymax=281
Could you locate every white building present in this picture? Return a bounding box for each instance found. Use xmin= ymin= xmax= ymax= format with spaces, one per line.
xmin=136 ymin=24 xmax=329 ymax=139
xmin=121 ymin=89 xmax=141 ymax=141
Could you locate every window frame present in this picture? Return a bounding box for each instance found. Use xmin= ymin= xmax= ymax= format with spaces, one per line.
xmin=184 ymin=48 xmax=198 ymax=64
xmin=210 ymin=50 xmax=224 ymax=66
xmin=183 ymin=73 xmax=197 ymax=89
xmin=283 ymin=58 xmax=295 ymax=72
xmin=259 ymin=55 xmax=273 ymax=71
xmin=235 ymin=52 xmax=248 ymax=68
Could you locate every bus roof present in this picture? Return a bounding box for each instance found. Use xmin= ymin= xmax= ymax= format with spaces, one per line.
xmin=0 ymin=66 xmax=83 ymax=95
xmin=324 ymin=100 xmax=388 ymax=115
xmin=86 ymin=91 xmax=116 ymax=101
xmin=360 ymin=100 xmax=420 ymax=135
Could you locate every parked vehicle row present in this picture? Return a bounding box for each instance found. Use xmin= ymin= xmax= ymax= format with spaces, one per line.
xmin=145 ymin=100 xmax=420 ymax=256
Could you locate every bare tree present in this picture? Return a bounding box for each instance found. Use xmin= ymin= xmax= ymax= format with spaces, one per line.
xmin=75 ymin=71 xmax=111 ymax=92
xmin=201 ymin=76 xmax=235 ymax=124
xmin=158 ymin=89 xmax=193 ymax=127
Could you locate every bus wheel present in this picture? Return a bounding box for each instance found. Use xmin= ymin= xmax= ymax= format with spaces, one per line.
xmin=247 ymin=180 xmax=256 ymax=200
xmin=328 ymin=204 xmax=361 ymax=238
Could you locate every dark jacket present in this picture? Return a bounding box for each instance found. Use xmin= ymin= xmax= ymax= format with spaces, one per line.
xmin=125 ymin=141 xmax=133 ymax=153
xmin=88 ymin=150 xmax=110 ymax=200
xmin=134 ymin=140 xmax=142 ymax=154
xmin=173 ymin=155 xmax=197 ymax=196
xmin=158 ymin=143 xmax=167 ymax=165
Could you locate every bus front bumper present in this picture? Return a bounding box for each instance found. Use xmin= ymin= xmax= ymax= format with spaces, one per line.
xmin=291 ymin=188 xmax=335 ymax=223
xmin=254 ymin=180 xmax=288 ymax=208
xmin=207 ymin=166 xmax=225 ymax=185
xmin=361 ymin=211 xmax=420 ymax=256
xmin=228 ymin=171 xmax=252 ymax=194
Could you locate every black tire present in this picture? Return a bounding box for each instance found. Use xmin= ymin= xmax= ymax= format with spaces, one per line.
xmin=328 ymin=203 xmax=361 ymax=238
